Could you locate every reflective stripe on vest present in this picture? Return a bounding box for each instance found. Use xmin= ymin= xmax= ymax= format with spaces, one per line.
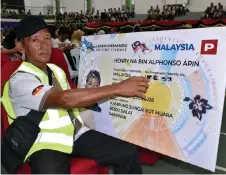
xmin=35 ymin=132 xmax=73 ymax=146
xmin=2 ymin=81 xmax=15 ymax=124
xmin=1 ymin=61 xmax=83 ymax=160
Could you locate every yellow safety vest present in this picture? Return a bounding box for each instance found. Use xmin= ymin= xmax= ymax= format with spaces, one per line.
xmin=1 ymin=61 xmax=84 ymax=161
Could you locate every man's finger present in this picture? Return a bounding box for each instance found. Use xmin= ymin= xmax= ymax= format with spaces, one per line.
xmin=138 ymin=87 xmax=148 ymax=94
xmin=138 ymin=82 xmax=149 ymax=88
xmin=136 ymin=92 xmax=146 ymax=99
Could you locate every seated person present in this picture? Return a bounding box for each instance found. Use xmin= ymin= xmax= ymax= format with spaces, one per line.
xmin=71 ymin=29 xmax=85 ymax=48
xmin=1 ymin=44 xmax=18 ymax=56
xmin=52 ymin=26 xmax=73 ymax=51
xmin=5 ymin=16 xmax=149 ymax=174
xmin=1 ymin=30 xmax=21 ymax=60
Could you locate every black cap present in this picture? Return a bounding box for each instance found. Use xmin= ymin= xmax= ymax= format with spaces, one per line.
xmin=16 ymin=16 xmax=47 ymax=41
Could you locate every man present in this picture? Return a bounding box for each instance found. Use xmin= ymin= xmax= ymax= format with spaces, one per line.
xmin=1 ymin=30 xmax=22 ymax=60
xmin=52 ymin=26 xmax=73 ymax=51
xmin=5 ymin=16 xmax=149 ymax=173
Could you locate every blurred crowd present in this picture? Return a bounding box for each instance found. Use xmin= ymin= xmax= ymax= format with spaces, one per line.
xmin=1 ymin=8 xmax=52 ymax=19
xmin=146 ymin=4 xmax=189 ymax=21
xmin=56 ymin=7 xmax=135 ymax=24
xmin=1 ymin=5 xmax=135 ymax=23
xmin=201 ymin=2 xmax=226 ymax=19
xmin=2 ymin=2 xmax=226 ymax=22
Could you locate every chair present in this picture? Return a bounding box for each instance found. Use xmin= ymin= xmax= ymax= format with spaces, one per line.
xmin=1 ymin=53 xmax=12 ymax=68
xmin=0 ymin=53 xmax=108 ymax=174
xmin=62 ymin=49 xmax=79 ymax=84
xmin=69 ymin=48 xmax=81 ymax=84
xmin=63 ymin=52 xmax=79 ymax=83
xmin=70 ymin=48 xmax=80 ymax=71
xmin=50 ymin=48 xmax=77 ymax=88
xmin=138 ymin=147 xmax=162 ymax=165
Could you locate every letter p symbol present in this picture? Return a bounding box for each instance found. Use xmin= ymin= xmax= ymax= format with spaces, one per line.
xmin=204 ymin=43 xmax=214 ymax=51
xmin=201 ymin=40 xmax=218 ymax=55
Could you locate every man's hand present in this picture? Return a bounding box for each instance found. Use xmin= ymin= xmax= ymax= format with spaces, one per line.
xmin=114 ymin=76 xmax=149 ymax=98
xmin=44 ymin=76 xmax=149 ymax=109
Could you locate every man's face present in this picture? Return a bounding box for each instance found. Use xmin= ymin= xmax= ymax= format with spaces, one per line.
xmin=17 ymin=28 xmax=52 ymax=63
xmin=86 ymin=77 xmax=100 ymax=88
xmin=59 ymin=34 xmax=68 ymax=42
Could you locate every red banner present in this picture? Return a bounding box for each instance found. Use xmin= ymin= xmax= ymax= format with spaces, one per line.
xmin=85 ymin=19 xmax=226 ymax=30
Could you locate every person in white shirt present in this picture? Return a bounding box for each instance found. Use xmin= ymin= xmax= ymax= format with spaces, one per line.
xmin=52 ymin=27 xmax=73 ymax=51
